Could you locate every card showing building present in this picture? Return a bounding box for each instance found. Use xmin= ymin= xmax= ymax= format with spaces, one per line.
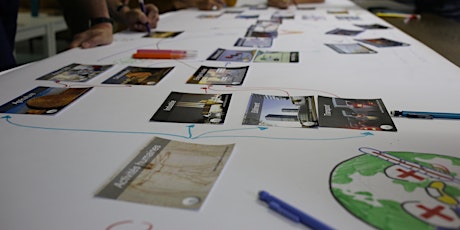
xmin=151 ymin=92 xmax=232 ymax=124
xmin=102 ymin=66 xmax=174 ymax=85
xmin=243 ymin=94 xmax=318 ymax=128
xmin=36 ymin=63 xmax=112 ymax=82
xmin=96 ymin=137 xmax=235 ymax=210
xmin=317 ymin=96 xmax=396 ymax=131
xmin=186 ymin=66 xmax=248 ymax=85
xmin=0 ymin=86 xmax=92 ymax=115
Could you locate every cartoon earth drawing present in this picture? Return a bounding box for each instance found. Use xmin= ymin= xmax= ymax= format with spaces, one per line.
xmin=330 ymin=147 xmax=460 ymax=230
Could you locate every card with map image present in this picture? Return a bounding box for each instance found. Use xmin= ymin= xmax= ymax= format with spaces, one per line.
xmin=36 ymin=63 xmax=112 ymax=82
xmin=96 ymin=137 xmax=235 ymax=210
xmin=242 ymin=94 xmax=318 ymax=128
xmin=317 ymin=96 xmax=396 ymax=131
xmin=0 ymin=86 xmax=92 ymax=115
xmin=151 ymin=92 xmax=232 ymax=124
xmin=102 ymin=66 xmax=174 ymax=85
xmin=186 ymin=66 xmax=248 ymax=85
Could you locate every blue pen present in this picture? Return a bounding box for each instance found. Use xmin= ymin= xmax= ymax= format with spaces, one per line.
xmin=138 ymin=0 xmax=151 ymax=34
xmin=258 ymin=191 xmax=334 ymax=230
xmin=391 ymin=110 xmax=460 ymax=119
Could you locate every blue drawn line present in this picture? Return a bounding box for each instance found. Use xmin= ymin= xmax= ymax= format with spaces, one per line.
xmin=195 ymin=132 xmax=373 ymax=141
xmin=193 ymin=126 xmax=268 ymax=139
xmin=1 ymin=115 xmax=188 ymax=139
xmin=1 ymin=115 xmax=374 ymax=141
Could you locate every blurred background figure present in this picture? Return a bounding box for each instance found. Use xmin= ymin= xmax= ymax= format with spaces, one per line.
xmin=0 ymin=0 xmax=20 ymax=71
xmin=267 ymin=0 xmax=324 ymax=9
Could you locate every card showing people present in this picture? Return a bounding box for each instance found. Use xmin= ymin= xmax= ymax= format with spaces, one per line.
xmin=325 ymin=43 xmax=377 ymax=54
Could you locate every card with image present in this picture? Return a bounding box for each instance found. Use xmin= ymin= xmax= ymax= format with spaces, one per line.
xmin=355 ymin=38 xmax=410 ymax=48
xmin=325 ymin=43 xmax=377 ymax=54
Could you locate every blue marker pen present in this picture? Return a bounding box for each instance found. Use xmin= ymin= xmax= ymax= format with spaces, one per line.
xmin=138 ymin=0 xmax=151 ymax=34
xmin=391 ymin=110 xmax=460 ymax=119
xmin=258 ymin=191 xmax=334 ymax=230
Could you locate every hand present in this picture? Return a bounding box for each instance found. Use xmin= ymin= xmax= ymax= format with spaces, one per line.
xmin=120 ymin=4 xmax=159 ymax=32
xmin=196 ymin=0 xmax=225 ymax=10
xmin=69 ymin=23 xmax=113 ymax=49
xmin=267 ymin=0 xmax=291 ymax=9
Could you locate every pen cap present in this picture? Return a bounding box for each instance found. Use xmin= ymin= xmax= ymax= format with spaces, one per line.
xmin=390 ymin=110 xmax=402 ymax=116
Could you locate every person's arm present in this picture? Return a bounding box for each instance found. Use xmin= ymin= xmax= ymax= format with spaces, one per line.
xmin=267 ymin=0 xmax=324 ymax=9
xmin=69 ymin=0 xmax=114 ymax=48
xmin=172 ymin=0 xmax=225 ymax=11
xmin=107 ymin=0 xmax=159 ymax=31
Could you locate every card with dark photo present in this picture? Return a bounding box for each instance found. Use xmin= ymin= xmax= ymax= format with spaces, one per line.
xmin=186 ymin=66 xmax=249 ymax=85
xmin=354 ymin=23 xmax=390 ymax=29
xmin=36 ymin=63 xmax=112 ymax=82
xmin=234 ymin=37 xmax=273 ymax=47
xmin=355 ymin=38 xmax=410 ymax=48
xmin=325 ymin=43 xmax=377 ymax=54
xmin=144 ymin=31 xmax=183 ymax=38
xmin=0 ymin=86 xmax=92 ymax=115
xmin=207 ymin=48 xmax=256 ymax=62
xmin=150 ymin=92 xmax=232 ymax=124
xmin=102 ymin=66 xmax=174 ymax=85
xmin=317 ymin=96 xmax=396 ymax=131
xmin=326 ymin=28 xmax=363 ymax=36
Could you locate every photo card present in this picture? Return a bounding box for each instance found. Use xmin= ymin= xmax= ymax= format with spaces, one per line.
xmin=36 ymin=63 xmax=112 ymax=82
xmin=326 ymin=28 xmax=364 ymax=36
xmin=150 ymin=92 xmax=232 ymax=124
xmin=102 ymin=66 xmax=174 ymax=85
xmin=186 ymin=65 xmax=249 ymax=85
xmin=355 ymin=38 xmax=410 ymax=48
xmin=253 ymin=50 xmax=299 ymax=63
xmin=243 ymin=94 xmax=318 ymax=128
xmin=317 ymin=96 xmax=396 ymax=131
xmin=207 ymin=48 xmax=256 ymax=62
xmin=144 ymin=31 xmax=184 ymax=38
xmin=0 ymin=86 xmax=92 ymax=115
xmin=325 ymin=43 xmax=377 ymax=54
xmin=96 ymin=137 xmax=235 ymax=210
xmin=234 ymin=37 xmax=273 ymax=48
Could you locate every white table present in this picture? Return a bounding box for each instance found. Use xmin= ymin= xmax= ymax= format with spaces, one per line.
xmin=2 ymin=1 xmax=460 ymax=229
xmin=15 ymin=12 xmax=68 ymax=57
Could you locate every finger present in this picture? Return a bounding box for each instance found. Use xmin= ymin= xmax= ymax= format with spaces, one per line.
xmin=69 ymin=33 xmax=88 ymax=48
